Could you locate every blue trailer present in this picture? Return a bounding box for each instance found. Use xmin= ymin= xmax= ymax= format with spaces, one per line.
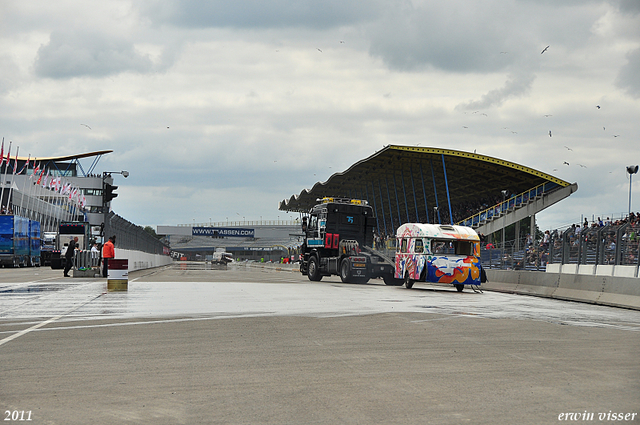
xmin=0 ymin=215 xmax=30 ymax=268
xmin=29 ymin=219 xmax=41 ymax=267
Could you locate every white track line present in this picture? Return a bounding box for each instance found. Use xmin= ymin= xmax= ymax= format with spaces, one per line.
xmin=0 ymin=292 xmax=105 ymax=347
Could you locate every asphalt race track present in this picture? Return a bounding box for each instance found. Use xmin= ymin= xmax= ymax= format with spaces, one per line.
xmin=1 ymin=264 xmax=639 ymax=424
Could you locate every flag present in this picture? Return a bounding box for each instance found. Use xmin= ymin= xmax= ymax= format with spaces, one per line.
xmin=12 ymin=151 xmax=18 ymax=174
xmin=31 ymin=162 xmax=40 ymax=180
xmin=18 ymin=156 xmax=30 ymax=174
xmin=0 ymin=140 xmax=4 ymax=166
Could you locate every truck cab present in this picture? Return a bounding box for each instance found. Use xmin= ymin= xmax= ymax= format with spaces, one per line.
xmin=300 ymin=198 xmax=398 ymax=284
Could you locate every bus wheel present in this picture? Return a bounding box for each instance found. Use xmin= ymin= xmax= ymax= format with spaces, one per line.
xmin=404 ymin=272 xmax=414 ymax=289
xmin=307 ymin=256 xmax=322 ymax=282
xmin=455 ymin=284 xmax=464 ymax=292
xmin=340 ymin=260 xmax=350 ymax=283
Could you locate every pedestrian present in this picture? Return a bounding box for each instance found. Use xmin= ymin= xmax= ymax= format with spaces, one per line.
xmin=63 ymin=237 xmax=78 ymax=277
xmin=102 ymin=235 xmax=115 ymax=278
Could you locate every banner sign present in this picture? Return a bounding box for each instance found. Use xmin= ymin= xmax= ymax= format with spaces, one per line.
xmin=192 ymin=227 xmax=255 ymax=238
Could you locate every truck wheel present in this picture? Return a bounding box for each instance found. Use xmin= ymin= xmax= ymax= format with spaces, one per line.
xmin=307 ymin=256 xmax=322 ymax=281
xmin=340 ymin=260 xmax=350 ymax=283
xmin=455 ymin=284 xmax=464 ymax=292
xmin=404 ymin=272 xmax=414 ymax=289
xmin=383 ymin=274 xmax=403 ymax=286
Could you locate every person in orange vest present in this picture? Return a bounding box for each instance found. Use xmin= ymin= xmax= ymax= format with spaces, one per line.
xmin=102 ymin=235 xmax=115 ymax=278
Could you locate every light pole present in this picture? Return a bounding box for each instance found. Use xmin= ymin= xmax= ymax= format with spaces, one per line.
xmin=433 ymin=207 xmax=438 ymax=224
xmin=627 ymin=165 xmax=638 ymax=216
xmin=102 ymin=170 xmax=129 ymax=242
xmin=501 ymin=190 xmax=508 ymax=269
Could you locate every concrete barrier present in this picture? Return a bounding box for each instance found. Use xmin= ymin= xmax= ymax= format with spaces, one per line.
xmin=115 ymin=249 xmax=172 ymax=271
xmin=485 ymin=269 xmax=640 ymax=310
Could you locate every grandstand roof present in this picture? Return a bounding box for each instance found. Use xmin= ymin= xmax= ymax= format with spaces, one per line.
xmin=279 ymin=145 xmax=571 ymax=227
xmin=15 ymin=150 xmax=113 ymax=162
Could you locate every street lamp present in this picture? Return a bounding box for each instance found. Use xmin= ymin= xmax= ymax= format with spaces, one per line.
xmin=433 ymin=206 xmax=438 ymax=224
xmin=102 ymin=171 xmax=129 ymax=241
xmin=627 ymin=165 xmax=638 ymax=216
xmin=501 ymin=190 xmax=508 ymax=269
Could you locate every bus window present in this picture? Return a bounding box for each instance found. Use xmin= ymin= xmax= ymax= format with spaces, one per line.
xmin=432 ymin=239 xmax=475 ymax=256
xmin=401 ymin=238 xmax=408 ymax=253
xmin=415 ymin=238 xmax=424 ymax=253
xmin=455 ymin=241 xmax=474 ymax=256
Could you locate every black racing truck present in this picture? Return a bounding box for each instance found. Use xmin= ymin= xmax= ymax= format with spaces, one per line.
xmin=300 ymin=197 xmax=401 ymax=285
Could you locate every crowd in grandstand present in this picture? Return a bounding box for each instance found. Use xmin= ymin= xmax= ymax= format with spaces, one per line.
xmin=531 ymin=212 xmax=640 ymax=268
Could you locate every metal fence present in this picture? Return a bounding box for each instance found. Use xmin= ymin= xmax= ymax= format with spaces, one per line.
xmin=105 ymin=212 xmax=169 ymax=255
xmin=548 ymin=222 xmax=640 ymax=267
xmin=481 ymin=222 xmax=640 ymax=271
xmin=373 ymin=222 xmax=640 ymax=272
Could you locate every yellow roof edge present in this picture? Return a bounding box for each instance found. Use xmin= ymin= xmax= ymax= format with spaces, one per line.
xmin=389 ymin=145 xmax=570 ymax=187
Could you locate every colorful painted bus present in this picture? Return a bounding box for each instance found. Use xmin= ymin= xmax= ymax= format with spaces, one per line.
xmin=395 ymin=223 xmax=483 ymax=291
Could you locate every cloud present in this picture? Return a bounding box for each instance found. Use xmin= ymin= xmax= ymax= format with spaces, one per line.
xmin=365 ymin=1 xmax=606 ymax=74
xmin=366 ymin=2 xmax=521 ymax=73
xmin=142 ymin=0 xmax=386 ymax=29
xmin=616 ymin=47 xmax=640 ymax=98
xmin=0 ymin=54 xmax=21 ymax=95
xmin=456 ymin=73 xmax=537 ymax=110
xmin=34 ymin=30 xmax=154 ymax=79
xmin=617 ymin=0 xmax=640 ymax=14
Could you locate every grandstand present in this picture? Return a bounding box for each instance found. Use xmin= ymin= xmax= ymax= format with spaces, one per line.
xmin=279 ymin=145 xmax=578 ymax=241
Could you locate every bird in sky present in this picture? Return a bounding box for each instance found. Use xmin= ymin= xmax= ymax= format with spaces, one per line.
xmin=462 ymin=126 xmax=468 ymax=128
xmin=339 ymin=40 xmax=345 ymax=44
xmin=578 ymin=164 xmax=587 ymax=168
xmin=596 ymin=105 xmax=601 ymax=109
xmin=544 ymin=114 xmax=553 ymax=117
xmin=317 ymin=48 xmax=322 ymax=52
xmin=541 ymin=45 xmax=550 ymax=54
xmin=563 ymin=162 xmax=570 ymax=165
xmin=564 ymin=146 xmax=572 ymax=151
xmin=80 ymin=124 xmax=91 ymax=130
xmin=549 ymin=130 xmax=552 ymax=137
xmin=613 ymin=134 xmax=620 ymax=137
xmin=511 ymin=131 xmax=518 ymax=134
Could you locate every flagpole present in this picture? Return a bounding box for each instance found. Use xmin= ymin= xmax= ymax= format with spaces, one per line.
xmin=18 ymin=154 xmax=30 ymax=217
xmin=27 ymin=160 xmax=37 ymax=221
xmin=0 ymin=140 xmax=11 ymax=213
xmin=45 ymin=172 xmax=55 ymax=231
xmin=7 ymin=146 xmax=18 ymax=214
xmin=0 ymin=138 xmax=4 ymax=212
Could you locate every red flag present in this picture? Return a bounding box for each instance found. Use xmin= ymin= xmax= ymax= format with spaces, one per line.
xmin=37 ymin=168 xmax=44 ymax=185
xmin=0 ymin=139 xmax=4 ymax=166
xmin=19 ymin=156 xmax=30 ymax=174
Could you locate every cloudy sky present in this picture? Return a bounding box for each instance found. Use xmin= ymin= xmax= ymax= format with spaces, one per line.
xmin=1 ymin=0 xmax=639 ymax=231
